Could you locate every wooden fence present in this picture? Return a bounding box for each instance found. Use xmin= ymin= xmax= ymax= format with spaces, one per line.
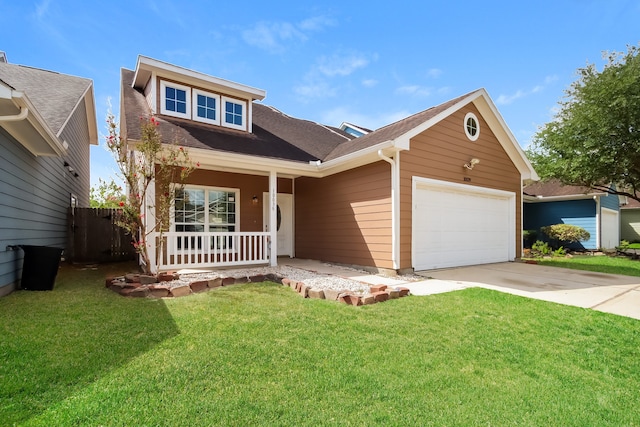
xmin=67 ymin=208 xmax=137 ymax=263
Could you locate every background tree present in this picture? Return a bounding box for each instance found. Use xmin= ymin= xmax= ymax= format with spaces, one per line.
xmin=90 ymin=177 xmax=126 ymax=208
xmin=527 ymin=45 xmax=640 ymax=201
xmin=105 ymin=113 xmax=194 ymax=274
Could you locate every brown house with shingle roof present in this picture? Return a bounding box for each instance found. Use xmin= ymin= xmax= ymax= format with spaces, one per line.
xmin=121 ymin=55 xmax=538 ymax=274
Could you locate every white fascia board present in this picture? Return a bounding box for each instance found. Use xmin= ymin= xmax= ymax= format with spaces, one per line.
xmin=340 ymin=122 xmax=369 ymax=135
xmin=127 ymin=140 xmax=397 ymax=179
xmin=393 ymin=91 xmax=489 ymax=150
xmin=394 ymin=88 xmax=539 ymax=181
xmin=9 ymin=91 xmax=66 ymax=156
xmin=471 ymin=90 xmax=539 ymax=181
xmin=316 ymin=140 xmax=397 ymax=175
xmin=525 ymin=193 xmax=602 ymax=202
xmin=56 ymin=82 xmax=99 ymax=145
xmin=134 ymin=55 xmax=266 ymax=101
xmin=125 ymin=141 xmax=322 ymax=178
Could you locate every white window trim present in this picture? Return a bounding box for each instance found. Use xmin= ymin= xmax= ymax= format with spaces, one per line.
xmin=192 ymin=89 xmax=221 ymax=126
xmin=172 ymin=185 xmax=240 ymax=234
xmin=160 ymin=80 xmax=191 ymax=119
xmin=221 ymin=96 xmax=246 ymax=131
xmin=464 ymin=112 xmax=480 ymax=141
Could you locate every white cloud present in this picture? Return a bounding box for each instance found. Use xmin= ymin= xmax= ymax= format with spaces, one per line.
xmin=395 ymin=85 xmax=432 ymax=97
xmin=34 ymin=0 xmax=51 ymax=20
xmin=298 ymin=15 xmax=336 ymax=31
xmin=362 ymin=78 xmax=378 ymax=88
xmin=426 ymin=68 xmax=443 ymax=79
xmin=496 ymin=89 xmax=527 ymax=105
xmin=294 ymin=51 xmax=374 ymax=100
xmin=316 ymin=53 xmax=370 ymax=77
xmin=544 ymin=75 xmax=559 ymax=84
xmin=294 ymin=80 xmax=337 ymax=99
xmin=242 ymin=21 xmax=306 ymax=54
xmin=496 ymin=75 xmax=559 ymax=106
xmin=242 ymin=16 xmax=335 ymax=53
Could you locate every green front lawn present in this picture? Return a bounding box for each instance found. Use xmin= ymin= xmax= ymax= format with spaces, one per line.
xmin=1 ymin=263 xmax=639 ymax=426
xmin=536 ymin=254 xmax=640 ymax=277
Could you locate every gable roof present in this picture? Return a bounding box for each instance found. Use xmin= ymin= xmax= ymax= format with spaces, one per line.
xmin=324 ymin=92 xmax=470 ymax=161
xmin=121 ymin=68 xmax=353 ymax=164
xmin=122 ymin=61 xmax=537 ymax=181
xmin=133 ymin=55 xmax=266 ymax=101
xmin=0 ymin=62 xmax=94 ymax=137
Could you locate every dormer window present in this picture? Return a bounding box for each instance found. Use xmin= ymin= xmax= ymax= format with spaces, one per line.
xmin=222 ymin=96 xmax=246 ymax=130
xmin=158 ymin=79 xmax=247 ymax=130
xmin=161 ymin=80 xmax=190 ymax=119
xmin=193 ymin=89 xmax=220 ymax=125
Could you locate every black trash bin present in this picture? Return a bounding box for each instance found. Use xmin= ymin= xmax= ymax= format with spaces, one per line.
xmin=19 ymin=245 xmax=64 ymax=291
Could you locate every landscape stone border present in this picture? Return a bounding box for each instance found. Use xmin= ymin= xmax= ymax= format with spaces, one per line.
xmin=105 ymin=272 xmax=411 ymax=306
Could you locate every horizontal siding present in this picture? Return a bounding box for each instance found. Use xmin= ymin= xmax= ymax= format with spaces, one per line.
xmin=295 ymin=161 xmax=393 ymax=270
xmin=0 ymin=127 xmax=79 ymax=292
xmin=600 ymin=193 xmax=620 ymax=211
xmin=0 ymin=96 xmax=93 ymax=294
xmin=399 ymin=104 xmax=522 ymax=270
xmin=59 ymin=98 xmax=91 ymax=207
xmin=621 ymin=209 xmax=640 ymax=242
xmin=523 ymin=200 xmax=597 ymax=250
xmin=179 ymin=168 xmax=292 ymax=232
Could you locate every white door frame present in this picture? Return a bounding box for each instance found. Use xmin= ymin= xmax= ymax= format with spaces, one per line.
xmin=411 ymin=176 xmax=516 ymax=270
xmin=263 ymin=193 xmax=294 ymax=257
xmin=600 ymin=207 xmax=619 ymax=249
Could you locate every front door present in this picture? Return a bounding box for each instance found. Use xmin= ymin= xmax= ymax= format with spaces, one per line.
xmin=263 ymin=193 xmax=293 ymax=257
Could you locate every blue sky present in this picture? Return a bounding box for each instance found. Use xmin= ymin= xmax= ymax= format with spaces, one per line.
xmin=1 ymin=0 xmax=639 ymax=188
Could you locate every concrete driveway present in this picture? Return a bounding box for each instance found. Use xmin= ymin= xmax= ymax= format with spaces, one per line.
xmin=407 ymin=262 xmax=640 ymax=320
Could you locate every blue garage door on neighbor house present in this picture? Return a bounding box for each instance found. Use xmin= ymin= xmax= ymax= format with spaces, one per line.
xmin=524 ymin=199 xmax=597 ymax=250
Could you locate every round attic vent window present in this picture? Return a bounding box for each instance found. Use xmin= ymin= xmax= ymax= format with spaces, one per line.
xmin=464 ymin=112 xmax=480 ymax=141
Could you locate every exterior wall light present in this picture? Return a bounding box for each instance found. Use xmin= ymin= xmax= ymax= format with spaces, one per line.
xmin=463 ymin=158 xmax=480 ymax=170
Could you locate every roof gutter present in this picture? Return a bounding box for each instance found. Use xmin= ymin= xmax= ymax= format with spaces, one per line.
xmin=0 ymin=90 xmax=66 ymax=156
xmin=378 ymin=148 xmax=400 ymax=271
xmin=0 ymin=106 xmax=28 ymax=122
xmin=524 ymin=193 xmax=604 ymax=202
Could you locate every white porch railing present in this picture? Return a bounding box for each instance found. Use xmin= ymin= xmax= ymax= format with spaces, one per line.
xmin=153 ymin=231 xmax=270 ymax=271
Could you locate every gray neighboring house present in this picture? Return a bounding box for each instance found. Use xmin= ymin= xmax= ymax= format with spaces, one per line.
xmin=0 ymin=52 xmax=98 ymax=296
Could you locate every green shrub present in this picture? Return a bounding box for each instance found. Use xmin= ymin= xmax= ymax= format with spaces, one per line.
xmin=541 ymin=224 xmax=590 ymax=244
xmin=531 ymin=240 xmax=552 ymax=257
xmin=553 ymin=247 xmax=566 ymax=257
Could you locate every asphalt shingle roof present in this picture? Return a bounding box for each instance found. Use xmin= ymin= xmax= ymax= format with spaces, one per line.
xmin=122 ymin=68 xmax=354 ymax=163
xmin=0 ymin=62 xmax=91 ymax=135
xmin=523 ymin=179 xmax=604 ymax=197
xmin=121 ymin=67 xmax=480 ymax=164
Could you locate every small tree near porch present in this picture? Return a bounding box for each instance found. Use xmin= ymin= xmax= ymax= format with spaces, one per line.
xmin=105 ymin=113 xmax=195 ymax=274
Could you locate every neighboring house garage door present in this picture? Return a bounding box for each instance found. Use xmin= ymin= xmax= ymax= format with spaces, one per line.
xmin=412 ymin=177 xmax=516 ymax=270
xmin=600 ymin=208 xmax=619 ymax=249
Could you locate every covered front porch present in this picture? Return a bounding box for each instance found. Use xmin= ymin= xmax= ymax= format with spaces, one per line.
xmin=146 ymin=165 xmax=295 ymax=274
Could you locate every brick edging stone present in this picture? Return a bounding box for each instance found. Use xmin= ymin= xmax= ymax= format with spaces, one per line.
xmin=106 ymin=272 xmax=410 ymax=306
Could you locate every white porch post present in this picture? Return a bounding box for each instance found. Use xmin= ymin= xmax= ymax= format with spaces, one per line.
xmin=145 ymin=176 xmax=157 ymax=274
xmin=269 ymin=170 xmax=277 ymax=266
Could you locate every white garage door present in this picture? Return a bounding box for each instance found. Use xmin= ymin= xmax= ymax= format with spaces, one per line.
xmin=412 ymin=177 xmax=516 ymax=271
xmin=600 ymin=208 xmax=619 ymax=249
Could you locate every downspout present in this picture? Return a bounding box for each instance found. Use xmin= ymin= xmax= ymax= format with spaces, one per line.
xmin=0 ymin=106 xmax=28 ymax=122
xmin=378 ymin=149 xmax=400 ymax=271
xmin=594 ymin=195 xmax=601 ymax=250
